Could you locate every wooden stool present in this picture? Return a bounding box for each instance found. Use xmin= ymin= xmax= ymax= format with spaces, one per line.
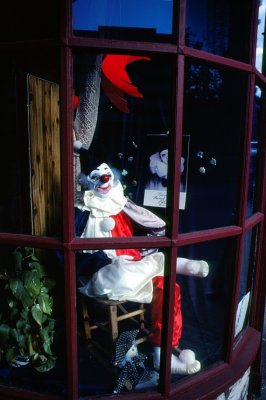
xmin=79 ymin=296 xmax=148 ymax=354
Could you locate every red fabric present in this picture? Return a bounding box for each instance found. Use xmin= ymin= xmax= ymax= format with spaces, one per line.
xmin=149 ymin=276 xmax=182 ymax=347
xmin=110 ymin=210 xmax=182 ymax=347
xmin=101 ymin=73 xmax=130 ymax=113
xmin=73 ymin=95 xmax=79 ymax=110
xmin=102 ymin=55 xmax=150 ymax=98
xmin=111 ymin=212 xmax=142 ymax=261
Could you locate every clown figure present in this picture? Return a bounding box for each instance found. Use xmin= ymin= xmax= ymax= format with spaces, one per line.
xmin=74 ymin=141 xmax=209 ymax=375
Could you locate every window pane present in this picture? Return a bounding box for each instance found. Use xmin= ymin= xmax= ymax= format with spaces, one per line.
xmin=73 ymin=52 xmax=176 ymax=238
xmin=0 ymin=51 xmax=61 ymax=236
xmin=235 ymin=228 xmax=258 ymax=339
xmin=247 ymin=86 xmax=264 ymax=218
xmin=72 ymin=0 xmax=175 ymax=42
xmin=186 ymin=0 xmax=252 ymax=62
xmin=172 ymin=238 xmax=235 ymax=383
xmin=179 ymin=62 xmax=247 ymax=232
xmin=76 ymin=247 xmax=165 ymax=395
xmin=256 ymin=0 xmax=266 ymax=73
xmin=0 ymin=246 xmax=67 ymax=395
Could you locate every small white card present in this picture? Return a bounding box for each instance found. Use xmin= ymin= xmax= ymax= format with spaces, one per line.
xmin=143 ymin=189 xmax=186 ymax=209
xmin=235 ymin=291 xmax=250 ymax=337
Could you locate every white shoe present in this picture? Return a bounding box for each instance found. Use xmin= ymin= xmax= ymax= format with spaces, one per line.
xmin=153 ymin=347 xmax=201 ymax=375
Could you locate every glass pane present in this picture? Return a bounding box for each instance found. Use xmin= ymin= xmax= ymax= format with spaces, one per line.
xmin=76 ymin=247 xmax=165 ymax=395
xmin=234 ymin=228 xmax=258 ymax=339
xmin=0 ymin=246 xmax=67 ymax=395
xmin=256 ymin=0 xmax=266 ymax=73
xmin=179 ymin=62 xmax=247 ymax=233
xmin=73 ymin=52 xmax=176 ymax=238
xmin=72 ymin=0 xmax=175 ymax=42
xmin=0 ymin=50 xmax=61 ymax=237
xmin=186 ymin=0 xmax=252 ymax=62
xmin=172 ymin=238 xmax=235 ymax=384
xmin=246 ymin=86 xmax=264 ymax=218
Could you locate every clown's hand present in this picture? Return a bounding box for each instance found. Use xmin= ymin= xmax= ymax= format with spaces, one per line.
xmin=176 ymin=257 xmax=209 ymax=278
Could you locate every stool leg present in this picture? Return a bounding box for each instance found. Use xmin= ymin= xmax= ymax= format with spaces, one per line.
xmin=140 ymin=303 xmax=145 ymax=331
xmin=109 ymin=305 xmax=119 ymax=343
xmin=82 ymin=301 xmax=92 ymax=340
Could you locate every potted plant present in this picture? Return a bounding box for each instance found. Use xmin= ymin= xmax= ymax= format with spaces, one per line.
xmin=0 ymin=247 xmax=56 ymax=372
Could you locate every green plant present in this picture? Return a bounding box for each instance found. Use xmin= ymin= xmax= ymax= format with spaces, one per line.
xmin=0 ymin=247 xmax=56 ymax=372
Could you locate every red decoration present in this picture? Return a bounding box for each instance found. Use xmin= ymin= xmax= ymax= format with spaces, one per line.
xmin=102 ymin=55 xmax=150 ymax=99
xmin=73 ymin=95 xmax=79 ymax=110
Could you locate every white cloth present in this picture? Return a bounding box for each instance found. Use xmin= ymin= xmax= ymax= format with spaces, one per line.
xmin=79 ymin=252 xmax=164 ymax=303
xmin=77 ymin=183 xmax=127 ymax=239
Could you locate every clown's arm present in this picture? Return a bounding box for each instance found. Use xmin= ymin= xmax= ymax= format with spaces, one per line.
xmin=123 ymin=200 xmax=209 ymax=278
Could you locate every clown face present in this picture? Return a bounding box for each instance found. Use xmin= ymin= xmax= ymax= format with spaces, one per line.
xmin=86 ymin=163 xmax=115 ymax=197
xmin=159 ymin=149 xmax=168 ymax=165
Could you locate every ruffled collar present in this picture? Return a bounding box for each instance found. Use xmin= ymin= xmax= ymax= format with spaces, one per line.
xmin=82 ymin=182 xmax=127 ymax=217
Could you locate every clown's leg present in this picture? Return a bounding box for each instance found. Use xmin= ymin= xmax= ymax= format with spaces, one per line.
xmin=176 ymin=257 xmax=209 ymax=278
xmin=153 ymin=347 xmax=201 ymax=375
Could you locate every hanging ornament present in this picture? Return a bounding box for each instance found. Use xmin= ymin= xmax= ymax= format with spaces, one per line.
xmin=199 ymin=166 xmax=206 ymax=174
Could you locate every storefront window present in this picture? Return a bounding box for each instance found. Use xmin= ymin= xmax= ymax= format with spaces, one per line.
xmin=72 ymin=0 xmax=175 ymax=42
xmin=180 ymin=62 xmax=247 ymax=232
xmin=0 ymin=246 xmax=66 ymax=395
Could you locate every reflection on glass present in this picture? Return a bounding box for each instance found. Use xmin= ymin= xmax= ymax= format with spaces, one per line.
xmin=234 ymin=228 xmax=258 ymax=338
xmin=72 ymin=0 xmax=174 ymax=42
xmin=173 ymin=238 xmax=235 ymax=383
xmin=247 ymin=86 xmax=263 ymax=218
xmin=73 ymin=53 xmax=177 ymax=237
xmin=0 ymin=246 xmax=66 ymax=395
xmin=256 ymin=0 xmax=266 ymax=72
xmin=186 ymin=0 xmax=252 ymax=62
xmin=179 ymin=62 xmax=246 ymax=232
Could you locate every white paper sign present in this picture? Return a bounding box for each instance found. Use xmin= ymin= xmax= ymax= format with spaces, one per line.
xmin=235 ymin=291 xmax=250 ymax=337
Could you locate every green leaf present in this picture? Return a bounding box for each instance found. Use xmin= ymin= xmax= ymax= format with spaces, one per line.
xmin=6 ymin=346 xmax=17 ymax=363
xmin=20 ymin=307 xmax=30 ymax=321
xmin=23 ymin=247 xmax=33 ymax=257
xmin=38 ymin=293 xmax=53 ymax=315
xmin=34 ymin=356 xmax=56 ymax=372
xmin=28 ymin=262 xmax=46 ymax=277
xmin=47 ymin=318 xmax=55 ymax=331
xmin=31 ymin=304 xmax=43 ymax=326
xmin=7 ymin=296 xmax=18 ymax=309
xmin=0 ymin=324 xmax=11 ymax=346
xmin=23 ymin=270 xmax=41 ymax=299
xmin=22 ymin=323 xmax=31 ymax=335
xmin=43 ymin=341 xmax=52 ymax=355
xmin=16 ymin=319 xmax=26 ymax=329
xmin=13 ymin=248 xmax=23 ymax=270
xmin=10 ymin=328 xmax=27 ymax=351
xmin=9 ymin=278 xmax=34 ymax=307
